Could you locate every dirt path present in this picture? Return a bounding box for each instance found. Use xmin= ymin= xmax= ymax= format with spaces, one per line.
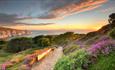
xmin=32 ymin=47 xmax=63 ymax=70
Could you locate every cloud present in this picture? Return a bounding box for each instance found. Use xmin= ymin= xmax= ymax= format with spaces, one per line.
xmin=0 ymin=13 xmax=54 ymax=26
xmin=0 ymin=0 xmax=108 ymax=25
xmin=100 ymin=7 xmax=115 ymax=13
xmin=38 ymin=0 xmax=107 ymax=19
xmin=0 ymin=13 xmax=18 ymax=23
xmin=21 ymin=23 xmax=54 ymax=26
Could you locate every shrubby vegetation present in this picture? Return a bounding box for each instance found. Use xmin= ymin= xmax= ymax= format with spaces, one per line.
xmin=6 ymin=37 xmax=35 ymax=53
xmin=54 ymin=32 xmax=79 ymax=46
xmin=55 ymin=37 xmax=115 ymax=70
xmin=108 ymin=28 xmax=115 ymax=39
xmin=32 ymin=35 xmax=53 ymax=48
xmin=33 ymin=32 xmax=80 ymax=48
xmin=0 ymin=40 xmax=7 ymax=49
xmin=4 ymin=32 xmax=80 ymax=53
xmin=63 ymin=45 xmax=80 ymax=55
xmin=54 ymin=49 xmax=89 ymax=70
xmin=88 ymin=39 xmax=115 ymax=55
xmin=0 ymin=48 xmax=36 ymax=70
xmin=35 ymin=37 xmax=51 ymax=48
xmin=89 ymin=52 xmax=115 ymax=70
xmin=0 ymin=40 xmax=6 ymax=45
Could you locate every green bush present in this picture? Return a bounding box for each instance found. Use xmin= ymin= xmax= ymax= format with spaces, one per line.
xmin=0 ymin=40 xmax=7 ymax=49
xmin=0 ymin=40 xmax=6 ymax=45
xmin=7 ymin=37 xmax=35 ymax=53
xmin=35 ymin=38 xmax=51 ymax=48
xmin=53 ymin=32 xmax=76 ymax=46
xmin=108 ymin=28 xmax=115 ymax=39
xmin=33 ymin=35 xmax=53 ymax=48
xmin=0 ymin=45 xmax=6 ymax=49
xmin=33 ymin=35 xmax=44 ymax=44
xmin=54 ymin=49 xmax=89 ymax=70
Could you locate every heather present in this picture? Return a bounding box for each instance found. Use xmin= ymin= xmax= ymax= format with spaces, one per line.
xmin=88 ymin=39 xmax=115 ymax=56
xmin=55 ymin=38 xmax=115 ymax=70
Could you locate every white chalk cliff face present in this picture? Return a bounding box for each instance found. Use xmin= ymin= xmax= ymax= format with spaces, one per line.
xmin=0 ymin=27 xmax=30 ymax=39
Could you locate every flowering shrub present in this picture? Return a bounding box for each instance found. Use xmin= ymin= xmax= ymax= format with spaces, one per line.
xmin=88 ymin=39 xmax=115 ymax=56
xmin=93 ymin=36 xmax=110 ymax=44
xmin=54 ymin=49 xmax=89 ymax=70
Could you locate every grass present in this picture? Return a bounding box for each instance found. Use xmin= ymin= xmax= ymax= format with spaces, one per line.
xmin=7 ymin=62 xmax=23 ymax=70
xmin=0 ymin=48 xmax=37 ymax=70
xmin=0 ymin=50 xmax=14 ymax=64
xmin=63 ymin=45 xmax=80 ymax=55
xmin=89 ymin=51 xmax=115 ymax=70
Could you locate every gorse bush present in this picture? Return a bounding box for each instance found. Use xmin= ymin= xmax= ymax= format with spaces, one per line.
xmin=7 ymin=37 xmax=35 ymax=53
xmin=108 ymin=28 xmax=115 ymax=39
xmin=54 ymin=49 xmax=89 ymax=70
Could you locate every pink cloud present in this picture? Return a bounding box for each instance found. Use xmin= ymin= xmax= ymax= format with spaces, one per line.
xmin=40 ymin=0 xmax=107 ymax=19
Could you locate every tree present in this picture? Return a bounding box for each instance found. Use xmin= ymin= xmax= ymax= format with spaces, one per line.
xmin=109 ymin=13 xmax=115 ymax=24
xmin=7 ymin=37 xmax=35 ymax=53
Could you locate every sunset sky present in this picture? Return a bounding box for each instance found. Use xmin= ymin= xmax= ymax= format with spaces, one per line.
xmin=0 ymin=0 xmax=115 ymax=33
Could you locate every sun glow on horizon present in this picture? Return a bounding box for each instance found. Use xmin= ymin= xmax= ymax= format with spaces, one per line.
xmin=5 ymin=19 xmax=107 ymax=33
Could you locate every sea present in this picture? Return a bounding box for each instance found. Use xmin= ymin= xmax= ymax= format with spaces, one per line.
xmin=27 ymin=30 xmax=67 ymax=37
xmin=8 ymin=30 xmax=86 ymax=40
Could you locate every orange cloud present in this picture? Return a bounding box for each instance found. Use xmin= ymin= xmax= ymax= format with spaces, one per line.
xmin=42 ymin=0 xmax=107 ymax=19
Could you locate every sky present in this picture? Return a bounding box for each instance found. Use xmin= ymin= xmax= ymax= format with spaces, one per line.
xmin=0 ymin=0 xmax=115 ymax=33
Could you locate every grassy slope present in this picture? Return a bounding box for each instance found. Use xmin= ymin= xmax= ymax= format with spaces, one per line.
xmin=63 ymin=45 xmax=80 ymax=55
xmin=0 ymin=50 xmax=13 ymax=64
xmin=89 ymin=52 xmax=115 ymax=70
xmin=0 ymin=49 xmax=36 ymax=70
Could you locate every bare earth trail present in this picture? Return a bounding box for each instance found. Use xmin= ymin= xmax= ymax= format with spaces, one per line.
xmin=32 ymin=47 xmax=63 ymax=70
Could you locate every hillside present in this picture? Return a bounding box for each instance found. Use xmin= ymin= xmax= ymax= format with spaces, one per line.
xmin=54 ymin=13 xmax=115 ymax=70
xmin=78 ymin=21 xmax=115 ymax=44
